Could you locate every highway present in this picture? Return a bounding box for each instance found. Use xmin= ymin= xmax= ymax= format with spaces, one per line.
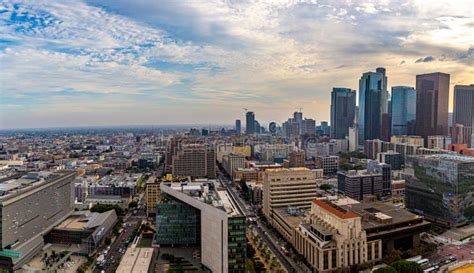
xmin=217 ymin=170 xmax=302 ymax=273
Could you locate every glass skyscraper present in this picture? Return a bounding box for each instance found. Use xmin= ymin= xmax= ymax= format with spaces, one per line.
xmin=391 ymin=86 xmax=416 ymax=136
xmin=358 ymin=68 xmax=388 ymax=144
xmin=330 ymin=88 xmax=356 ymax=139
xmin=245 ymin=111 xmax=255 ymax=134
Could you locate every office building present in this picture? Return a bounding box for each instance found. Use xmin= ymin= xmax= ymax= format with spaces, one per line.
xmin=246 ymin=111 xmax=255 ymax=134
xmin=390 ymin=135 xmax=424 ymax=146
xmin=172 ymin=144 xmax=216 ymax=178
xmin=391 ymin=86 xmax=416 ymax=136
xmin=337 ymin=170 xmax=384 ymax=200
xmin=235 ymin=119 xmax=241 ymax=135
xmin=358 ymin=68 xmax=388 ymax=144
xmin=415 ymin=72 xmax=450 ymax=143
xmin=282 ymin=119 xmax=300 ymax=138
xmin=381 ymin=112 xmax=392 ymax=141
xmin=301 ymin=118 xmax=316 ymax=135
xmin=316 ymin=155 xmax=339 ymax=175
xmin=263 ymin=168 xmax=318 ymax=222
xmin=0 ymin=171 xmax=75 ymax=270
xmin=319 ymin=121 xmax=330 ymax=135
xmin=223 ymin=153 xmax=245 ymax=177
xmin=294 ymin=199 xmax=381 ymax=272
xmin=405 ymin=154 xmax=474 ymax=227
xmin=454 ymin=85 xmax=474 ymax=129
xmin=427 ymin=135 xmax=451 ymax=149
xmin=377 ymin=151 xmax=403 ymax=170
xmin=348 ymin=126 xmax=359 ymax=152
xmin=157 ymin=181 xmax=246 ymax=273
xmin=367 ymin=161 xmax=392 ymax=195
xmin=450 ymin=123 xmax=473 ymax=147
xmin=330 ymin=88 xmax=356 ymax=139
xmin=253 ymin=143 xmax=294 ymax=162
xmin=289 ymin=150 xmax=305 ymax=168
xmin=145 ymin=176 xmax=161 ymax=217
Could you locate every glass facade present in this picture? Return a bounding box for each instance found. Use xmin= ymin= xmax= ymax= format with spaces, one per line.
xmin=358 ymin=68 xmax=388 ymax=144
xmin=330 ymin=88 xmax=356 ymax=139
xmin=391 ymin=86 xmax=416 ymax=136
xmin=405 ymin=155 xmax=474 ymax=226
xmin=227 ymin=217 xmax=246 ymax=273
xmin=155 ymin=200 xmax=200 ymax=245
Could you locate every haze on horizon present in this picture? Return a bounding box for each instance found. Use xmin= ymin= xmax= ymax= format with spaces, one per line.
xmin=0 ymin=0 xmax=473 ymax=129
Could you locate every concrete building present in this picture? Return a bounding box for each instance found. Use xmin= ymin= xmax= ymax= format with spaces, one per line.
xmin=45 ymin=210 xmax=117 ymax=255
xmin=415 ymin=72 xmax=450 ymax=143
xmin=289 ymin=150 xmax=305 ymax=168
xmin=145 ymin=176 xmax=161 ymax=217
xmin=172 ymin=144 xmax=216 ymax=178
xmin=427 ymin=135 xmax=451 ymax=149
xmin=450 ymin=123 xmax=473 ymax=147
xmin=253 ymin=144 xmax=294 ymax=162
xmin=390 ymin=135 xmax=424 ymax=146
xmin=316 ymin=155 xmax=339 ymax=175
xmin=0 ymin=171 xmax=75 ymax=271
xmin=232 ymin=168 xmax=263 ymax=183
xmin=348 ymin=126 xmax=359 ymax=152
xmin=223 ymin=153 xmax=245 ymax=177
xmin=405 ymin=154 xmax=474 ymax=227
xmin=367 ymin=161 xmax=392 ymax=195
xmin=337 ymin=170 xmax=384 ymax=200
xmin=157 ymin=181 xmax=246 ymax=273
xmin=377 ymin=151 xmax=403 ymax=170
xmin=263 ymin=168 xmax=318 ymax=223
xmin=294 ymin=199 xmax=381 ymax=272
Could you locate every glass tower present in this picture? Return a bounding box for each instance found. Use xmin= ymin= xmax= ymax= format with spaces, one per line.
xmin=391 ymin=86 xmax=416 ymax=136
xmin=330 ymin=88 xmax=356 ymax=139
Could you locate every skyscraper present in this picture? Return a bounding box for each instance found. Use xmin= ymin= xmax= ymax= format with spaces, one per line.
xmin=245 ymin=111 xmax=255 ymax=134
xmin=391 ymin=86 xmax=416 ymax=136
xmin=330 ymin=88 xmax=356 ymax=139
xmin=453 ymin=84 xmax=474 ymax=128
xmin=235 ymin=119 xmax=241 ymax=135
xmin=293 ymin=111 xmax=303 ymax=133
xmin=415 ymin=72 xmax=450 ymax=142
xmin=358 ymin=68 xmax=388 ymax=144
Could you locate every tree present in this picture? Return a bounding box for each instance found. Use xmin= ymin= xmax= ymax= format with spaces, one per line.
xmin=128 ymin=201 xmax=138 ymax=208
xmin=465 ymin=206 xmax=474 ymax=218
xmin=319 ymin=184 xmax=332 ymax=191
xmin=383 ymin=249 xmax=402 ymax=265
xmin=391 ymin=260 xmax=423 ymax=273
xmin=374 ymin=267 xmax=397 ymax=273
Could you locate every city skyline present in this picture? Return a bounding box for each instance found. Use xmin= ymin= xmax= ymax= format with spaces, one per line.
xmin=1 ymin=0 xmax=473 ymax=129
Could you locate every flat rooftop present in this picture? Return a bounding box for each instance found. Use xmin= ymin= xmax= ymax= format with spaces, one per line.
xmin=273 ymin=207 xmax=305 ymax=227
xmin=165 ymin=180 xmax=243 ymax=217
xmin=116 ymin=247 xmax=154 ymax=273
xmin=416 ymin=153 xmax=474 ymax=162
xmin=0 ymin=171 xmax=73 ymax=201
xmin=265 ymin=167 xmax=310 ymax=173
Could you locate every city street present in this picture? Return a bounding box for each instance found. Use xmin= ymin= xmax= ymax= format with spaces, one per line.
xmin=217 ymin=170 xmax=306 ymax=273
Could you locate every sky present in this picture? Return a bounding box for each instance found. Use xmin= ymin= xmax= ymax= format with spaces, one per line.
xmin=0 ymin=0 xmax=473 ymax=129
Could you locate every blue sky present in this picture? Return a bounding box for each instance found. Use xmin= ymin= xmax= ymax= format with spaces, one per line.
xmin=0 ymin=0 xmax=473 ymax=129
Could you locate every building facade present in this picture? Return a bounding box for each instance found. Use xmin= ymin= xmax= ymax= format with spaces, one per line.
xmin=331 ymin=88 xmax=356 ymax=139
xmin=391 ymin=86 xmax=416 ymax=136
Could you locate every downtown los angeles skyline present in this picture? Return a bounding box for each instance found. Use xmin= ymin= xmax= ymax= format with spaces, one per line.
xmin=1 ymin=0 xmax=473 ymax=129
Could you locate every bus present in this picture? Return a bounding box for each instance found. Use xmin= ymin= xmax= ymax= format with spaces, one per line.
xmin=416 ymin=258 xmax=430 ymax=267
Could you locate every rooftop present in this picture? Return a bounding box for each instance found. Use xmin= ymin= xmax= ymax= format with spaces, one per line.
xmin=116 ymin=247 xmax=154 ymax=273
xmin=416 ymin=153 xmax=474 ymax=162
xmin=164 ymin=180 xmax=242 ymax=216
xmin=55 ymin=210 xmax=116 ymax=230
xmin=265 ymin=167 xmax=311 ymax=173
xmin=313 ymin=199 xmax=359 ymax=219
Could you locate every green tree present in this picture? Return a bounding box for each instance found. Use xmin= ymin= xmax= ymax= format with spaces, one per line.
xmin=374 ymin=267 xmax=397 ymax=273
xmin=319 ymin=184 xmax=332 ymax=191
xmin=391 ymin=260 xmax=423 ymax=273
xmin=90 ymin=204 xmax=124 ymax=216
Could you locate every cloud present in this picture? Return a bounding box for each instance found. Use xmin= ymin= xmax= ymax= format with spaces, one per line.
xmin=0 ymin=0 xmax=473 ymax=129
xmin=415 ymin=56 xmax=436 ymax=63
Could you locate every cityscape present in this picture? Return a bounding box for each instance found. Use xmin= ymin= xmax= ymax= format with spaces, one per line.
xmin=1 ymin=1 xmax=474 ymax=273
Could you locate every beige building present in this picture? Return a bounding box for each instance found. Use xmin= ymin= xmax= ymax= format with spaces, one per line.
xmin=223 ymin=153 xmax=245 ymax=177
xmin=232 ymin=145 xmax=252 ymax=158
xmin=145 ymin=176 xmax=161 ymax=217
xmin=294 ymin=199 xmax=382 ymax=272
xmin=289 ymin=150 xmax=305 ymax=167
xmin=263 ymin=168 xmax=318 ymax=222
xmin=233 ymin=168 xmax=263 ymax=183
xmin=390 ymin=135 xmax=424 ymax=146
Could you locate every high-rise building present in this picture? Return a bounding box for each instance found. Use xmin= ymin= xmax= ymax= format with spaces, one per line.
xmin=450 ymin=123 xmax=473 ymax=147
xmin=0 ymin=171 xmax=76 ymax=270
xmin=263 ymin=168 xmax=318 ymax=221
xmin=316 ymin=155 xmax=339 ymax=175
xmin=415 ymin=72 xmax=450 ymax=143
xmin=358 ymin=68 xmax=388 ymax=144
xmin=319 ymin=121 xmax=330 ymax=135
xmin=235 ymin=119 xmax=241 ymax=135
xmin=330 ymin=88 xmax=356 ymax=139
xmin=245 ymin=111 xmax=255 ymax=134
xmin=453 ymin=84 xmax=474 ymax=147
xmin=282 ymin=119 xmax=299 ymax=139
xmin=289 ymin=150 xmax=305 ymax=167
xmin=172 ymin=144 xmax=216 ymax=178
xmin=391 ymin=86 xmax=416 ymax=136
xmin=405 ymin=154 xmax=474 ymax=227
xmin=301 ymin=118 xmax=316 ymax=135
xmin=158 ymin=181 xmax=246 ymax=273
xmin=293 ymin=111 xmax=303 ymax=132
xmin=377 ymin=151 xmax=403 ymax=170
